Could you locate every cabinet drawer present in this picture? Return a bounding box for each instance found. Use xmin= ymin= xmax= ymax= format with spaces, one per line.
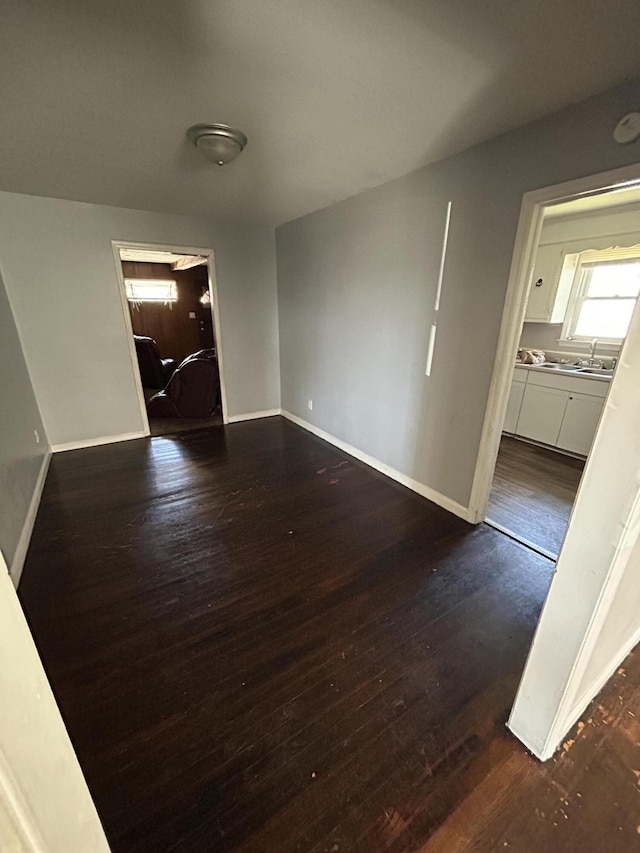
xmin=525 ymin=369 xmax=609 ymax=398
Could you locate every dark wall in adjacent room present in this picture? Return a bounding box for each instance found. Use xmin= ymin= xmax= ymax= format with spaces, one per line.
xmin=123 ymin=261 xmax=215 ymax=363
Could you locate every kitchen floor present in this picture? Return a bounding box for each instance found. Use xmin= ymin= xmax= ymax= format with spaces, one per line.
xmin=486 ymin=435 xmax=585 ymax=558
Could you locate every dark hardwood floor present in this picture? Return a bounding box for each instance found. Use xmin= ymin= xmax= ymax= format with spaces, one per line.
xmin=149 ymin=412 xmax=223 ymax=437
xmin=17 ymin=418 xmax=638 ymax=852
xmin=486 ymin=436 xmax=585 ymax=557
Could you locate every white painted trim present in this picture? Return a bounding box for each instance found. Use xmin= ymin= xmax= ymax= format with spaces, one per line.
xmin=281 ymin=410 xmax=471 ymax=521
xmin=540 ymin=622 xmax=640 ymax=760
xmin=111 ymin=239 xmax=230 ymax=428
xmin=510 ymin=622 xmax=640 ymax=762
xmin=227 ymin=409 xmax=281 ymax=423
xmin=0 ymin=555 xmax=111 ymax=851
xmin=10 ymin=450 xmax=51 ymax=587
xmin=110 ymin=242 xmax=151 ymax=437
xmin=532 ymin=480 xmax=640 ymax=760
xmin=51 ymin=431 xmax=146 ymax=453
xmin=0 ymin=748 xmax=47 ymax=852
xmin=468 ymin=161 xmax=640 ymax=525
xmin=203 ymin=251 xmax=230 ymax=425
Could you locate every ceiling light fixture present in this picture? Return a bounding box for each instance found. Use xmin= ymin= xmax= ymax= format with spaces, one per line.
xmin=186 ymin=123 xmax=248 ymax=165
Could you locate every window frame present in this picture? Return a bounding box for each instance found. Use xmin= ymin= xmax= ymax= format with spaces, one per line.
xmin=560 ymin=246 xmax=640 ymax=346
xmin=124 ymin=278 xmax=178 ymax=304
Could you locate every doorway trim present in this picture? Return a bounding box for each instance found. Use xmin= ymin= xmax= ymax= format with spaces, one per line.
xmin=467 ymin=161 xmax=640 ymax=525
xmin=111 ymin=240 xmax=230 ymax=431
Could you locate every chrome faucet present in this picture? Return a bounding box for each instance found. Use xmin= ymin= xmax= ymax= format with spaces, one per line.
xmin=588 ymin=338 xmax=599 ymax=366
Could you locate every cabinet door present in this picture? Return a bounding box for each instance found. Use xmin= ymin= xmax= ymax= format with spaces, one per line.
xmin=503 ymin=379 xmax=525 ymax=433
xmin=525 ymin=244 xmax=563 ymax=323
xmin=556 ymin=393 xmax=604 ymax=456
xmin=516 ymin=385 xmax=568 ymax=445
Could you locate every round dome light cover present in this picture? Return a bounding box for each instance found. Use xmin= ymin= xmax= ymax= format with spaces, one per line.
xmin=186 ymin=124 xmax=248 ymax=165
xmin=613 ymin=113 xmax=640 ymax=145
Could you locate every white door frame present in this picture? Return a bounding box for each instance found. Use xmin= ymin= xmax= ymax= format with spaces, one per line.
xmin=111 ymin=240 xmax=230 ymax=431
xmin=467 ymin=161 xmax=640 ymax=525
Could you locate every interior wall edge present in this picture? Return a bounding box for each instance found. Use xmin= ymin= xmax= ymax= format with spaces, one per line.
xmin=280 ymin=410 xmax=472 ymax=522
xmin=9 ymin=450 xmax=51 ymax=589
xmin=0 ymin=262 xmax=50 ymax=444
xmin=538 ymin=621 xmax=640 ymax=761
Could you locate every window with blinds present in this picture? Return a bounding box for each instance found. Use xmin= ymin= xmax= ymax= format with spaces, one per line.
xmin=125 ymin=279 xmax=178 ymax=303
xmin=562 ymin=246 xmax=640 ymax=344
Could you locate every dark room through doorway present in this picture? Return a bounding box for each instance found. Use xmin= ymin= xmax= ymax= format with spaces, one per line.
xmin=119 ymin=246 xmax=223 ymax=437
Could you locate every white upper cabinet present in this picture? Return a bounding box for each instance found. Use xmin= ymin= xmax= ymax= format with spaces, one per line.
xmin=524 ymin=244 xmax=566 ymax=323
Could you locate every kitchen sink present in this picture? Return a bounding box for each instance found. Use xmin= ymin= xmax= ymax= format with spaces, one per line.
xmin=538 ymin=363 xmax=581 ymax=371
xmin=531 ymin=363 xmax=613 ymax=377
xmin=577 ymin=367 xmax=614 ymax=376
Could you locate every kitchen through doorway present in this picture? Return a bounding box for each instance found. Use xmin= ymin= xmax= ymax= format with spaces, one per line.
xmin=485 ymin=183 xmax=640 ymax=558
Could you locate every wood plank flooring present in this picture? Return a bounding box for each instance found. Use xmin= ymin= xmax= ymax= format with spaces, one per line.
xmin=486 ymin=436 xmax=585 ymax=557
xmin=17 ymin=418 xmax=638 ymax=852
xmin=423 ymin=647 xmax=640 ymax=852
xmin=149 ymin=412 xmax=223 ymax=437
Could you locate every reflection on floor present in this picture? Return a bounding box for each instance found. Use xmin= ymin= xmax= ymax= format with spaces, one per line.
xmin=487 ymin=435 xmax=585 ymax=558
xmin=143 ymin=386 xmax=223 ymax=437
xmin=149 ymin=413 xmax=223 ymax=437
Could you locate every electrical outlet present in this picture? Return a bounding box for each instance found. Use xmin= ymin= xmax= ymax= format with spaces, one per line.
xmin=308 ymin=399 xmax=313 ymax=411
xmin=34 ymin=429 xmax=40 ymax=444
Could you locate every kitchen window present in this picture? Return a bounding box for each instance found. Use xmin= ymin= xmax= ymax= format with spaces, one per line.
xmin=562 ymin=246 xmax=640 ymax=345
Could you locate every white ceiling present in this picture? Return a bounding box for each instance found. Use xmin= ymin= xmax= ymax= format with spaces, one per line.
xmin=1 ymin=0 xmax=639 ymax=226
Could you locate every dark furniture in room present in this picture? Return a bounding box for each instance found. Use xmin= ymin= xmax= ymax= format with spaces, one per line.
xmin=133 ymin=335 xmax=178 ymax=389
xmin=146 ymin=349 xmax=220 ymax=418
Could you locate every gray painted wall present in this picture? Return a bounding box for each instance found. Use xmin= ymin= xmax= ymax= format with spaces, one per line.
xmin=277 ymin=78 xmax=640 ymax=508
xmin=0 ymin=269 xmax=47 ymax=569
xmin=0 ymin=192 xmax=280 ymax=447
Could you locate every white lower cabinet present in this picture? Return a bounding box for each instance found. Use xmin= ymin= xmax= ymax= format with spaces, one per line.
xmin=510 ymin=369 xmax=607 ymax=456
xmin=503 ymin=379 xmax=526 ymax=433
xmin=516 ymin=385 xmax=569 ymax=446
xmin=556 ymin=393 xmax=604 ymax=456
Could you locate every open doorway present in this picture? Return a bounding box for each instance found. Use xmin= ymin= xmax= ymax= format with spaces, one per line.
xmin=474 ymin=174 xmax=640 ymax=559
xmin=113 ymin=242 xmax=228 ymax=437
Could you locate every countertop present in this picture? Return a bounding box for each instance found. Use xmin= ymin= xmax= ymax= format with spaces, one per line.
xmin=514 ymin=362 xmax=612 ymax=383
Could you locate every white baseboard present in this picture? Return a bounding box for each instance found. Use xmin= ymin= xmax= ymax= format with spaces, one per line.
xmin=227 ymin=409 xmax=281 ymax=424
xmin=280 ymin=410 xmax=471 ymax=522
xmin=51 ymin=431 xmax=147 ymax=453
xmin=11 ymin=450 xmax=52 ymax=587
